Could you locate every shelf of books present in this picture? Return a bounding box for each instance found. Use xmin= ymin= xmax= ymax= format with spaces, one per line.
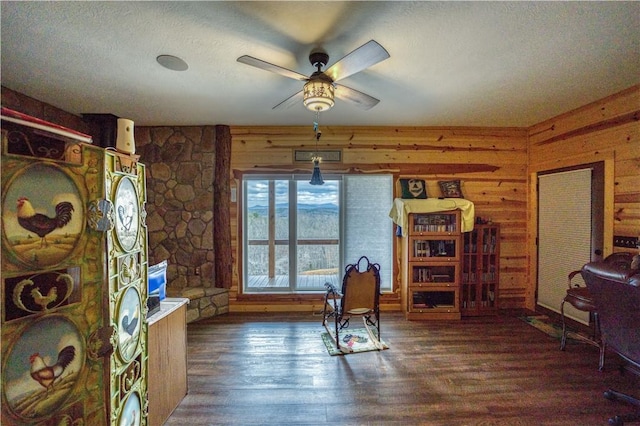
xmin=401 ymin=210 xmax=461 ymax=320
xmin=409 ymin=211 xmax=459 ymax=235
xmin=461 ymin=224 xmax=500 ymax=316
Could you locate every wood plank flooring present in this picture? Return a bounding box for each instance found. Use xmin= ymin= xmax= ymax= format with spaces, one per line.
xmin=164 ymin=312 xmax=639 ymax=425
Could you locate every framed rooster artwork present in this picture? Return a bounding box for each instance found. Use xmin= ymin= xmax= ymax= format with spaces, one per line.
xmin=116 ymin=286 xmax=142 ymax=362
xmin=2 ymin=316 xmax=84 ymax=419
xmin=1 ymin=162 xmax=84 ymax=268
xmin=1 ymin=108 xmax=149 ymax=426
xmin=114 ymin=176 xmax=140 ymax=253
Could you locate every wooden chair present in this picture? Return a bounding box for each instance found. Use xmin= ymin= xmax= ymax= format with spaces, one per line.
xmin=582 ymin=255 xmax=640 ymax=425
xmin=561 ymin=252 xmax=634 ymax=370
xmin=322 ymin=256 xmax=383 ymax=353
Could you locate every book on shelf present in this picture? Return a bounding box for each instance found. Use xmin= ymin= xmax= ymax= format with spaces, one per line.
xmin=414 ymin=268 xmax=432 ymax=283
xmin=413 ymin=302 xmax=455 ymax=309
xmin=414 ymin=214 xmax=457 ymax=233
xmin=431 ymin=274 xmax=451 ymax=283
xmin=413 ymin=240 xmax=431 ymax=257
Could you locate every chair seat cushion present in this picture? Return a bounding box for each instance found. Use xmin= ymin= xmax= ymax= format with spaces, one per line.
xmin=565 ymin=287 xmax=596 ymax=311
xmin=347 ymin=308 xmax=372 ymax=315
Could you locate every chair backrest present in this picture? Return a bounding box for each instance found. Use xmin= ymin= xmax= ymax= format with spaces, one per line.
xmin=603 ymin=251 xmax=634 ymax=268
xmin=340 ymin=256 xmax=381 ymax=313
xmin=582 ymin=257 xmax=640 ymax=365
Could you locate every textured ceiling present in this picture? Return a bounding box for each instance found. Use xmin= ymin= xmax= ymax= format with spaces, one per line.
xmin=1 ymin=1 xmax=639 ymax=128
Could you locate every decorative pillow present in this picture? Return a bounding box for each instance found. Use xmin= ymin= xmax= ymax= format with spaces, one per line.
xmin=439 ymin=180 xmax=464 ymax=198
xmin=632 ymin=254 xmax=640 ymax=271
xmin=399 ymin=178 xmax=428 ymax=199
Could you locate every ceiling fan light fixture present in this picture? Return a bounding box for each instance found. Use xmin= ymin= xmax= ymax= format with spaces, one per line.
xmin=303 ymin=79 xmax=335 ymax=112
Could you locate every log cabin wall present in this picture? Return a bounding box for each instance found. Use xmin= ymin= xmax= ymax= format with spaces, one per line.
xmin=3 ymin=84 xmax=636 ymax=318
xmin=229 ymin=126 xmax=529 ymax=312
xmin=525 ymin=84 xmax=640 ymax=311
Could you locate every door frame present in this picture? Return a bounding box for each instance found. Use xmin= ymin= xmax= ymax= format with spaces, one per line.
xmin=526 ymin=150 xmax=615 ymax=311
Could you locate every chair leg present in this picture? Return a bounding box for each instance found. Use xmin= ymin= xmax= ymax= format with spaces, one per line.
xmin=322 ymin=316 xmax=352 ymax=354
xmin=608 ymin=413 xmax=640 ymax=426
xmin=361 ymin=315 xmax=386 ymax=351
xmin=560 ymin=301 xmax=605 ymax=370
xmin=334 ymin=317 xmax=343 ymax=352
xmin=599 ymin=342 xmax=607 ymax=372
xmin=321 ymin=293 xmax=351 ymax=353
xmin=594 ymin=312 xmax=606 ymax=371
xmin=560 ymin=298 xmax=568 ymax=351
xmin=604 ymin=389 xmax=640 ymax=425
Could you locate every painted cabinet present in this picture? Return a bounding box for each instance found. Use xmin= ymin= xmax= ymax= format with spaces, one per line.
xmin=1 ymin=108 xmax=149 ymax=425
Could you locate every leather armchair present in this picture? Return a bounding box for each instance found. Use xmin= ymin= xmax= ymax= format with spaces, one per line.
xmin=582 ymin=255 xmax=640 ymax=425
xmin=561 ymin=252 xmax=634 ymax=370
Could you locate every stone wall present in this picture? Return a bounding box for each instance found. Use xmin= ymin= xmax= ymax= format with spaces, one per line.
xmin=120 ymin=125 xmax=229 ymax=322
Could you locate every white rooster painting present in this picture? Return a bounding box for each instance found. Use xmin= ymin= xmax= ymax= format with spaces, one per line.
xmin=118 ymin=391 xmax=141 ymax=426
xmin=3 ymin=316 xmax=84 ymax=419
xmin=114 ymin=177 xmax=139 ymax=252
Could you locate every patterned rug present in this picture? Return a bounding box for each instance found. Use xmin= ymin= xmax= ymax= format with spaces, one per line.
xmin=520 ymin=315 xmax=564 ymax=339
xmin=519 ymin=315 xmax=589 ymax=343
xmin=321 ymin=327 xmax=389 ymax=356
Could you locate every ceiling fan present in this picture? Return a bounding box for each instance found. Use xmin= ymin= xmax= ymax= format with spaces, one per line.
xmin=237 ymin=40 xmax=390 ymax=112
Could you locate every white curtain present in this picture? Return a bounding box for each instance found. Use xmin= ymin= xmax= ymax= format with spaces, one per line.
xmin=344 ymin=175 xmax=393 ymax=292
xmin=537 ymin=168 xmax=592 ymax=324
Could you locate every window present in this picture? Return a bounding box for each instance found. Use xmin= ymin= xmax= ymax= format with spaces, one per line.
xmin=243 ymin=174 xmax=392 ymax=293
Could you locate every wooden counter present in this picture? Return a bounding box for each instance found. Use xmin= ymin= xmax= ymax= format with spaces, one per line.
xmin=147 ymin=298 xmax=189 ymax=426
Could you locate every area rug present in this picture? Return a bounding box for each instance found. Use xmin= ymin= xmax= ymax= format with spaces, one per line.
xmin=520 ymin=315 xmax=564 ymax=339
xmin=519 ymin=315 xmax=588 ymax=343
xmin=321 ymin=327 xmax=389 ymax=356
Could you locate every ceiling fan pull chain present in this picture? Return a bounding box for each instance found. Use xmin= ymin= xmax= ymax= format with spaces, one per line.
xmin=314 ymin=111 xmax=322 ymax=140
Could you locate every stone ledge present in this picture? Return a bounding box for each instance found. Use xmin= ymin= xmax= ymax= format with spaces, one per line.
xmin=167 ymin=286 xmax=229 ymax=323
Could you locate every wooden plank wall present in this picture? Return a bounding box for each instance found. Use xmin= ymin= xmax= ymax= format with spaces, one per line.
xmin=526 ymin=84 xmax=640 ymax=310
xmin=4 ymin=84 xmax=636 ymax=315
xmin=229 ymin=126 xmax=529 ymax=312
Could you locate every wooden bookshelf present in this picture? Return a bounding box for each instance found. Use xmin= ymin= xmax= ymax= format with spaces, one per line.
xmin=401 ymin=210 xmax=462 ymax=320
xmin=461 ymin=224 xmax=500 ymax=316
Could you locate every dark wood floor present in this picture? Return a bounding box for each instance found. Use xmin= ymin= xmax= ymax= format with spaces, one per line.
xmin=165 ymin=311 xmax=639 ymax=425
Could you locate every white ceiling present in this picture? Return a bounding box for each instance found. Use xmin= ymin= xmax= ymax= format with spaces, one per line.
xmin=1 ymin=1 xmax=639 ymax=128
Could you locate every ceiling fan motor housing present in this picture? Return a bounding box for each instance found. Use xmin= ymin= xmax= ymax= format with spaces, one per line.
xmin=309 ymin=50 xmax=330 ymax=70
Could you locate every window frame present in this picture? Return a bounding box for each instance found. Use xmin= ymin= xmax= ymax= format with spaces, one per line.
xmin=240 ymin=173 xmax=393 ymax=295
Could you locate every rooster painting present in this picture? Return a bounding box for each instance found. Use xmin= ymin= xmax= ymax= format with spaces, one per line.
xmin=30 ymin=286 xmax=58 ymax=310
xmin=117 ymin=201 xmax=135 ymax=232
xmin=121 ymin=314 xmax=139 ymax=338
xmin=16 ymin=197 xmax=74 ymax=247
xmin=118 ymin=287 xmax=142 ymax=360
xmin=29 ymin=345 xmax=75 ymax=393
xmin=4 ymin=316 xmax=82 ymax=419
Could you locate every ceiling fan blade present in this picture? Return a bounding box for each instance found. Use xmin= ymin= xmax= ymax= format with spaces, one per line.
xmin=325 ymin=40 xmax=390 ymax=82
xmin=334 ymin=84 xmax=380 ymax=110
xmin=237 ymin=55 xmax=308 ymax=81
xmin=272 ymin=90 xmax=304 ymax=110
